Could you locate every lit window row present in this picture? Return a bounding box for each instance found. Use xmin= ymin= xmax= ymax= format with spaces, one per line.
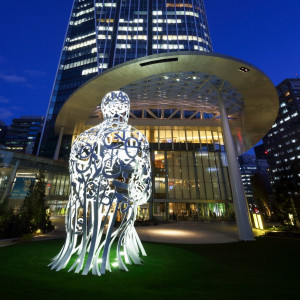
xmin=153 ymin=11 xmax=199 ymax=18
xmin=119 ymin=18 xmax=144 ymax=23
xmin=82 ymin=67 xmax=98 ymax=76
xmin=194 ymin=45 xmax=207 ymax=51
xmin=73 ymin=7 xmax=94 ymax=17
xmin=97 ymin=34 xmax=111 ymax=39
xmin=177 ymin=11 xmax=199 ymax=17
xmin=291 ymin=112 xmax=298 ymax=117
xmin=95 ymin=2 xmax=116 ymax=8
xmin=81 ymin=64 xmax=108 ymax=74
xmin=153 ymin=35 xmax=207 ymax=44
xmin=68 ymin=32 xmax=95 ymax=43
xmin=78 ymin=0 xmax=89 ymax=6
xmin=6 ymin=147 xmax=24 ymax=150
xmin=153 ymin=19 xmax=182 ymax=24
xmin=153 ymin=27 xmax=163 ymax=32
xmin=63 ymin=57 xmax=97 ymax=70
xmin=66 ymin=39 xmax=96 ymax=51
xmin=118 ymin=26 xmax=144 ymax=31
xmin=117 ymin=35 xmax=147 ymax=40
xmin=98 ymin=26 xmax=113 ymax=31
xmin=116 ymin=44 xmax=131 ymax=49
xmin=166 ymin=3 xmax=194 ymax=9
xmin=153 ymin=44 xmax=184 ymax=50
xmin=99 ymin=18 xmax=114 ymax=24
xmin=70 ymin=17 xmax=93 ymax=26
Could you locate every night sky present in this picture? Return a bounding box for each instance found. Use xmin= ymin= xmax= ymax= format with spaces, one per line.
xmin=0 ymin=0 xmax=299 ymax=125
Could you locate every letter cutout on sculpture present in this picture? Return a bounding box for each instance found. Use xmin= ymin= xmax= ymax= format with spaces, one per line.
xmin=49 ymin=91 xmax=152 ymax=276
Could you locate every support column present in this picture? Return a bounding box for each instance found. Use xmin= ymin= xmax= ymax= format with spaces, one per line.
xmin=165 ymin=202 xmax=169 ymax=221
xmin=53 ymin=126 xmax=64 ymax=160
xmin=217 ymin=91 xmax=254 ymax=241
xmin=1 ymin=160 xmax=19 ymax=203
xmin=148 ymin=199 xmax=153 ymax=221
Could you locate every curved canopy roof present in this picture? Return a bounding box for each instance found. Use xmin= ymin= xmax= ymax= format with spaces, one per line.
xmin=55 ymin=51 xmax=278 ymax=152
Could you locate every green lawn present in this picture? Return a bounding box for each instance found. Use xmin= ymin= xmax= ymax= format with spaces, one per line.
xmin=0 ymin=237 xmax=298 ymax=299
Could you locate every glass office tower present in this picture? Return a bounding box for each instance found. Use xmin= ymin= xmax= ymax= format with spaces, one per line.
xmin=39 ymin=0 xmax=213 ymax=159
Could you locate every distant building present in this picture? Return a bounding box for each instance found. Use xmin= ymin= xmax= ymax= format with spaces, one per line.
xmin=0 ymin=120 xmax=7 ymax=145
xmin=4 ymin=116 xmax=44 ymax=155
xmin=254 ymin=144 xmax=267 ymax=160
xmin=254 ymin=144 xmax=272 ymax=193
xmin=238 ymin=155 xmax=258 ymax=202
xmin=263 ymin=78 xmax=300 ymax=214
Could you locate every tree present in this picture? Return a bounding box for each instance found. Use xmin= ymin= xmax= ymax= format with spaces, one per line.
xmin=250 ymin=173 xmax=272 ymax=219
xmin=0 ymin=197 xmax=22 ymax=238
xmin=273 ymin=174 xmax=300 ymax=229
xmin=20 ymin=169 xmax=52 ymax=233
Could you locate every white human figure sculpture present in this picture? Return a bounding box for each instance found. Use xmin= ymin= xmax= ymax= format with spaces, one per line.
xmin=49 ymin=91 xmax=152 ymax=276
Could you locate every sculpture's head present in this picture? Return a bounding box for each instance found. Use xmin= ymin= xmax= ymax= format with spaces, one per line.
xmin=101 ymin=91 xmax=130 ymax=124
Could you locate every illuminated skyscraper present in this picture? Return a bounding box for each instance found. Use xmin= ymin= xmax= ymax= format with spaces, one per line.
xmin=39 ymin=0 xmax=212 ymax=158
xmin=263 ymin=78 xmax=300 ymax=217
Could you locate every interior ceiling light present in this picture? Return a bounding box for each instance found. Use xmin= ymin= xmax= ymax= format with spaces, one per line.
xmin=239 ymin=67 xmax=250 ymax=73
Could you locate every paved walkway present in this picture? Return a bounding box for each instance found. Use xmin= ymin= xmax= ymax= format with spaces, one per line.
xmin=36 ymin=217 xmax=242 ymax=244
xmin=1 ymin=217 xmax=265 ymax=247
xmin=136 ymin=221 xmax=240 ymax=244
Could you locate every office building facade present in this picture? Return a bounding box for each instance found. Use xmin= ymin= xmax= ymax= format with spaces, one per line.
xmin=4 ymin=116 xmax=44 ymax=155
xmin=263 ymin=78 xmax=300 ymax=215
xmin=238 ymin=155 xmax=258 ymax=203
xmin=0 ymin=121 xmax=7 ymax=145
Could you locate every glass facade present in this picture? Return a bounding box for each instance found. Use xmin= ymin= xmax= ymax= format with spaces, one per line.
xmin=0 ymin=150 xmax=69 ymax=214
xmin=148 ymin=127 xmax=233 ymax=220
xmin=39 ymin=0 xmax=213 ymax=159
xmin=71 ymin=124 xmax=234 ymax=221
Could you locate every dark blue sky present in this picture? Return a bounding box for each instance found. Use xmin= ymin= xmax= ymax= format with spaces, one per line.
xmin=0 ymin=0 xmax=299 ymax=125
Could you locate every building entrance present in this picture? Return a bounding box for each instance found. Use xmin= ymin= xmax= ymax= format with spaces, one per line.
xmin=153 ymin=201 xmax=233 ymax=222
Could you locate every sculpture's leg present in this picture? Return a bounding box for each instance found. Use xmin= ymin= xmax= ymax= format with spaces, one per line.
xmin=122 ymin=206 xmax=145 ymax=265
xmin=50 ymin=201 xmax=79 ymax=271
xmin=82 ymin=199 xmax=99 ymax=275
xmin=100 ymin=197 xmax=121 ymax=274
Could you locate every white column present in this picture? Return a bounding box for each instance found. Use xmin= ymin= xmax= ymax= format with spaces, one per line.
xmin=1 ymin=160 xmax=19 ymax=203
xmin=53 ymin=126 xmax=64 ymax=160
xmin=217 ymin=91 xmax=254 ymax=241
